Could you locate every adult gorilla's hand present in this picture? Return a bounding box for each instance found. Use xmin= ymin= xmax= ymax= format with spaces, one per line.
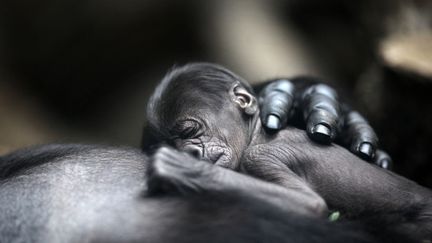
xmin=257 ymin=78 xmax=392 ymax=170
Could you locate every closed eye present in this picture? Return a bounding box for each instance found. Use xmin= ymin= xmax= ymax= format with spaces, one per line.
xmin=180 ymin=126 xmax=199 ymax=138
xmin=171 ymin=119 xmax=203 ymax=139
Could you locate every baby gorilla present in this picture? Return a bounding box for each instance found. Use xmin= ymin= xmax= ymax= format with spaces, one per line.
xmin=146 ymin=63 xmax=262 ymax=169
xmin=146 ymin=63 xmax=432 ymax=238
xmin=146 ymin=63 xmax=328 ymax=215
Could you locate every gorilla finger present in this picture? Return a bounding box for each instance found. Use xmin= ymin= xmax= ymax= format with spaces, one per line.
xmin=374 ymin=150 xmax=393 ymax=170
xmin=344 ymin=111 xmax=378 ymax=161
xmin=302 ymin=84 xmax=341 ymax=144
xmin=259 ymin=79 xmax=295 ymax=130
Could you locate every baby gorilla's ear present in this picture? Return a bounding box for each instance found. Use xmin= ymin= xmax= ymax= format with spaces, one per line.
xmin=231 ymin=83 xmax=258 ymax=116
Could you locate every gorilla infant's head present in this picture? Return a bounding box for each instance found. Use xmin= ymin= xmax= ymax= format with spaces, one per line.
xmin=146 ymin=63 xmax=259 ymax=169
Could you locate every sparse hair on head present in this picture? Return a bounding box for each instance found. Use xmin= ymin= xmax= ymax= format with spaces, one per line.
xmin=145 ymin=63 xmax=253 ymax=139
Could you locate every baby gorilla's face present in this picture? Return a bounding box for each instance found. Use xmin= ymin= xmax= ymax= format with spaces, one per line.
xmin=168 ymin=105 xmax=250 ymax=170
xmin=146 ymin=63 xmax=259 ymax=170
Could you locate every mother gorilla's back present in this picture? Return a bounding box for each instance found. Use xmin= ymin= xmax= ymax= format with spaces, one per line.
xmin=0 ymin=144 xmax=376 ymax=243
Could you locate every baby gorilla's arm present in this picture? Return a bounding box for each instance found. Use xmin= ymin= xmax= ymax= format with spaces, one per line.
xmin=148 ymin=147 xmax=327 ymax=217
xmin=243 ymin=127 xmax=432 ymax=236
xmin=240 ymin=150 xmax=326 ymax=214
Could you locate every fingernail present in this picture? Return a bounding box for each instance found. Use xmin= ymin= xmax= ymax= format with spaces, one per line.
xmin=311 ymin=124 xmax=331 ymax=143
xmin=358 ymin=142 xmax=373 ymax=159
xmin=266 ymin=114 xmax=281 ymax=130
xmin=379 ymin=159 xmax=390 ymax=170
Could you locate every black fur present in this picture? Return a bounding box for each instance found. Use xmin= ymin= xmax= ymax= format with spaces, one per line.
xmin=145 ymin=62 xmax=432 ymax=241
xmin=0 ymin=144 xmax=415 ymax=242
xmin=0 ymin=63 xmax=428 ymax=242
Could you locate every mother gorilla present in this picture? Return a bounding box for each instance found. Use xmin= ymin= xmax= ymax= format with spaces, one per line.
xmin=0 ymin=63 xmax=422 ymax=243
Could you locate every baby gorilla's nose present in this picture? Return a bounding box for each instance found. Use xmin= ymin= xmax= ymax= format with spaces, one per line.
xmin=183 ymin=145 xmax=203 ymax=159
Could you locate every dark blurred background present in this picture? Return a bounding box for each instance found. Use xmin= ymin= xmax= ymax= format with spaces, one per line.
xmin=0 ymin=0 xmax=431 ymax=186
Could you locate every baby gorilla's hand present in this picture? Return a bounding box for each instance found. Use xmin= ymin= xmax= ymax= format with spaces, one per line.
xmin=257 ymin=78 xmax=392 ymax=169
xmin=147 ymin=147 xmax=218 ymax=195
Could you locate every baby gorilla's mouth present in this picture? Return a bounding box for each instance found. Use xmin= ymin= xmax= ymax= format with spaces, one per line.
xmin=179 ymin=137 xmax=234 ymax=169
xmin=205 ymin=146 xmax=233 ymax=169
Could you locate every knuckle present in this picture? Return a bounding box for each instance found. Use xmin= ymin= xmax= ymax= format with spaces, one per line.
xmin=151 ymin=159 xmax=167 ymax=177
xmin=312 ymin=84 xmax=337 ymax=98
xmin=304 ymin=84 xmax=337 ymax=100
xmin=273 ymin=79 xmax=295 ymax=93
xmin=265 ymin=79 xmax=295 ymax=94
xmin=157 ymin=146 xmax=171 ymax=155
xmin=154 ymin=150 xmax=168 ymax=161
xmin=311 ymin=197 xmax=328 ymax=216
xmin=347 ymin=111 xmax=366 ymax=123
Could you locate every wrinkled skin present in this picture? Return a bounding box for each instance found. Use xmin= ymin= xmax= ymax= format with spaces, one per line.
xmin=145 ymin=64 xmax=391 ymax=171
xmin=0 ymin=63 xmax=427 ymax=242
xmin=146 ymin=63 xmax=432 ymax=239
xmin=243 ymin=128 xmax=432 ymax=220
xmin=257 ymin=78 xmax=392 ymax=168
xmin=145 ymin=64 xmax=258 ymax=171
xmin=148 ymin=146 xmax=327 ymax=217
xmin=169 ymin=106 xmax=247 ymax=170
xmin=0 ymin=144 xmax=411 ymax=243
xmin=145 ymin=63 xmax=390 ymax=173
